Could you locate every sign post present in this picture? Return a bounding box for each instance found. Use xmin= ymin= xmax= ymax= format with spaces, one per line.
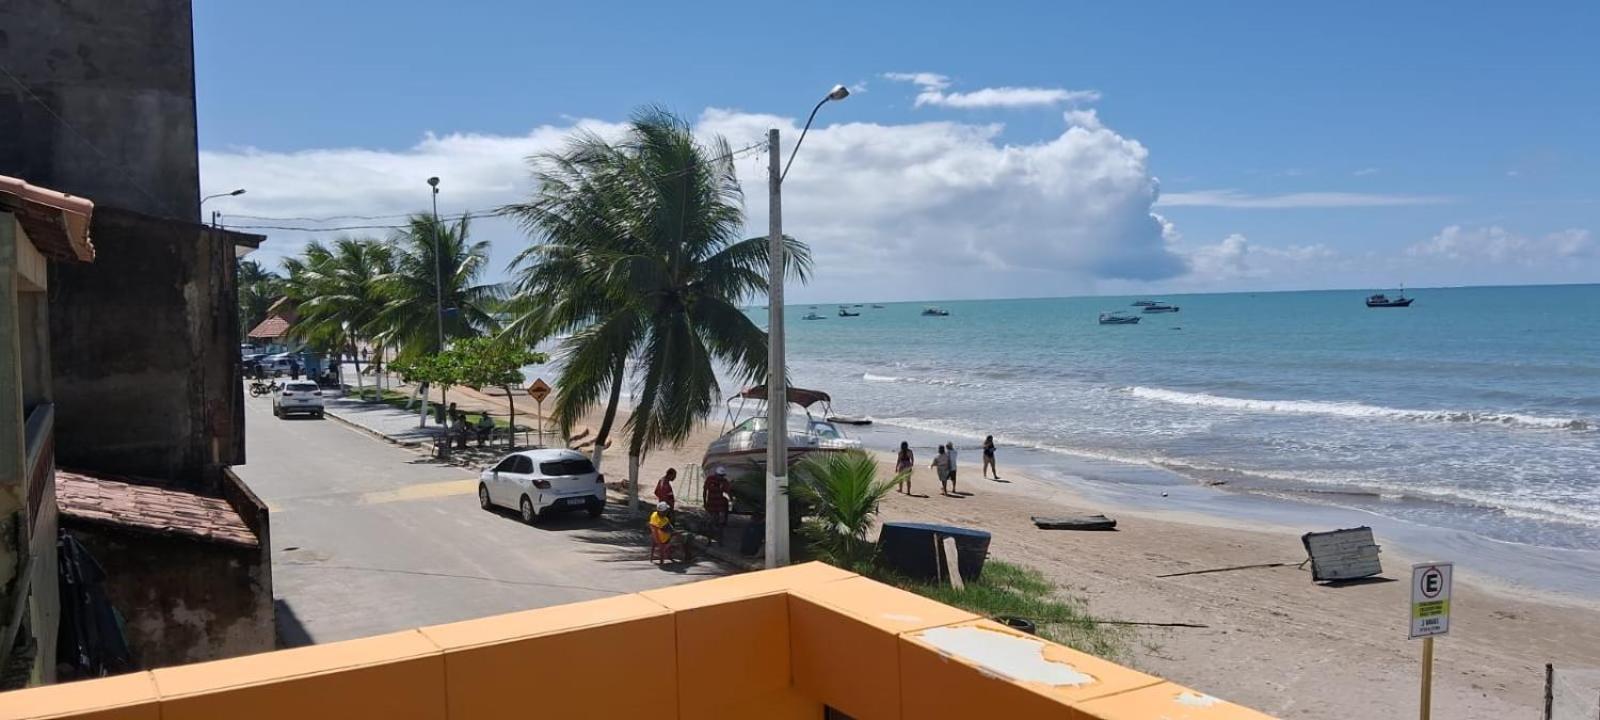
xmin=1410 ymin=562 xmax=1452 ymax=720
xmin=526 ymin=379 xmax=552 ymax=447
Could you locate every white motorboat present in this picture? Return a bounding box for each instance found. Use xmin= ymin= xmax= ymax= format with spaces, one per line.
xmin=1141 ymin=302 xmax=1180 ymax=313
xmin=701 ymin=386 xmax=863 ymax=490
xmin=921 ymin=306 xmax=950 ymax=317
xmin=1099 ymin=312 xmax=1141 ymax=325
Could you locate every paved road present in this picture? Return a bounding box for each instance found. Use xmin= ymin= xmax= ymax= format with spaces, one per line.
xmin=233 ymin=392 xmax=724 ymax=646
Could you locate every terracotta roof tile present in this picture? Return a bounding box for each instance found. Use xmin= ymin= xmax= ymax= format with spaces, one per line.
xmin=56 ymin=470 xmax=259 ymax=549
xmin=246 ymin=315 xmax=291 ymax=339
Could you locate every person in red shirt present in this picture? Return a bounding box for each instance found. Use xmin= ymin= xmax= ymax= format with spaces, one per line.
xmin=703 ymin=466 xmax=732 ymax=530
xmin=653 ymin=468 xmax=677 ymax=510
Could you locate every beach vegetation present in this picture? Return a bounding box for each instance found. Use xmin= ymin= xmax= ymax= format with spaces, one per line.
xmin=789 ymin=450 xmax=899 ymax=567
xmin=237 ymin=259 xmax=283 ymax=336
xmin=281 ymin=237 xmax=393 ymax=400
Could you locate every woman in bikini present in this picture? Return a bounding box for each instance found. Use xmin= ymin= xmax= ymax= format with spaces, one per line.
xmin=982 ymin=435 xmax=1000 ymax=480
xmin=894 ymin=441 xmax=915 ymax=494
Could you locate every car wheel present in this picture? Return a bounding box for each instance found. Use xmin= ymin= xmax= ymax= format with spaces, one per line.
xmin=586 ymin=499 xmax=604 ymax=518
xmin=315 ymin=411 xmax=324 ymax=419
xmin=478 ymin=483 xmax=492 ymax=511
xmin=520 ymin=496 xmax=538 ymax=525
xmin=272 ymin=405 xmax=281 ymax=418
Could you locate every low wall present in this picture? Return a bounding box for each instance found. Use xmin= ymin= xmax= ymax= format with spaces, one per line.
xmin=0 ymin=563 xmax=1274 ymax=719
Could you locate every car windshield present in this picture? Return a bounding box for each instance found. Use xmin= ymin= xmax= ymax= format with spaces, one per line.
xmin=285 ymin=382 xmax=318 ymax=392
xmin=731 ymin=417 xmax=767 ymax=434
xmin=539 ymin=458 xmax=596 ymax=476
xmin=810 ymin=421 xmax=842 ymax=440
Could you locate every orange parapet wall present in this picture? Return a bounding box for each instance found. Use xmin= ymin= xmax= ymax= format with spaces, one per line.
xmin=0 ymin=563 xmax=1275 ymax=719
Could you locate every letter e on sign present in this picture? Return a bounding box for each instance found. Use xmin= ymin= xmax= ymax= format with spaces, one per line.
xmin=1409 ymin=562 xmax=1452 ymax=639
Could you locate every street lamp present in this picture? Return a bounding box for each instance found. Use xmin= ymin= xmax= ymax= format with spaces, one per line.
xmin=201 ymin=188 xmax=246 ymax=227
xmin=427 ymin=177 xmax=444 ymax=354
xmin=765 ymin=83 xmax=849 ymax=569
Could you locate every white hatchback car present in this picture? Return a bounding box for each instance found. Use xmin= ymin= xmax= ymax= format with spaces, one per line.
xmin=478 ymin=449 xmax=605 ymax=523
xmin=272 ymin=380 xmax=325 ymax=418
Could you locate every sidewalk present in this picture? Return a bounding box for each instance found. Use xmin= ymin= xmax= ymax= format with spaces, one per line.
xmin=323 ymin=395 xmax=445 ymax=448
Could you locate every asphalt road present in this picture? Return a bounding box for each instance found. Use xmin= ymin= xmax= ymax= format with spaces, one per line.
xmin=233 ymin=392 xmax=724 ymax=646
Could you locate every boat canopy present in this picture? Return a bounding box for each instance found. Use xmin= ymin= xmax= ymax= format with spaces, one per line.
xmin=736 ymin=386 xmax=833 ymax=408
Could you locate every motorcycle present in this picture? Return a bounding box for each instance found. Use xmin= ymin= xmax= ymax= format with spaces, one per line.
xmin=249 ymin=378 xmax=280 ymax=397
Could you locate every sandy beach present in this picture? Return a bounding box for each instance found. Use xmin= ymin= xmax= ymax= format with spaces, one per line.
xmin=423 ymin=383 xmax=1600 ymax=719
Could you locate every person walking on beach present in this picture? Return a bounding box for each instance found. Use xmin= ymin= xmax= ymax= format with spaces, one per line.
xmin=894 ymin=441 xmax=915 ymax=494
xmin=931 ymin=445 xmax=950 ymax=496
xmin=654 ymin=468 xmax=677 ymax=510
xmin=982 ymin=435 xmax=1000 ymax=480
xmin=946 ymin=441 xmax=960 ymax=493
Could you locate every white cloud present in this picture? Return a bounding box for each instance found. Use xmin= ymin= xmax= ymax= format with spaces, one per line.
xmin=1157 ymin=189 xmax=1452 ymax=209
xmin=1407 ymin=225 xmax=1593 ymax=264
xmin=1353 ymin=167 xmax=1381 ymax=177
xmin=1184 ymin=233 xmax=1336 ymax=282
xmin=882 ymin=71 xmax=1100 ymax=110
xmin=203 ymin=106 xmax=1184 ymax=300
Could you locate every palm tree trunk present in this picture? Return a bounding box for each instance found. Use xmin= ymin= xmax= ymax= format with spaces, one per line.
xmin=627 ymin=453 xmax=641 ymax=516
xmin=350 ymin=341 xmax=366 ymax=400
xmin=590 ymin=357 xmax=625 ymax=472
xmin=503 ymin=385 xmax=517 ymax=449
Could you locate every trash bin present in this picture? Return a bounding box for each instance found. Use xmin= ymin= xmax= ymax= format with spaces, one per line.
xmin=877 ymin=522 xmax=991 ymax=583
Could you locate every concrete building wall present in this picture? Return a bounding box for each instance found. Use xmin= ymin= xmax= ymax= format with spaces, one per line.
xmin=58 ymin=524 xmax=271 ymax=670
xmin=0 ymin=0 xmax=200 ymax=220
xmin=47 ymin=208 xmax=245 ymax=486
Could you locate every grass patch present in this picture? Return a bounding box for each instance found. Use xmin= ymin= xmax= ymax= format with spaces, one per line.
xmin=871 ymin=560 xmax=1128 ymax=659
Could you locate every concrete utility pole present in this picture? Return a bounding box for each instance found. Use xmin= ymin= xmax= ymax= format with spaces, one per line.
xmin=764 ymin=84 xmax=849 ymax=569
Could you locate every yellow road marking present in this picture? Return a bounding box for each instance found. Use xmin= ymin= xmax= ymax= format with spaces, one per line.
xmin=360 ymin=479 xmax=478 ymax=505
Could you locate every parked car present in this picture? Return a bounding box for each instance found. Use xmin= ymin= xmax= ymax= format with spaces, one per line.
xmin=477 ymin=449 xmax=605 ymax=524
xmin=272 ymin=380 xmax=324 ymax=418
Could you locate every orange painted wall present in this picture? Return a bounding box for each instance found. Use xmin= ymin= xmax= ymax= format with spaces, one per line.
xmin=0 ymin=563 xmax=1277 ymax=720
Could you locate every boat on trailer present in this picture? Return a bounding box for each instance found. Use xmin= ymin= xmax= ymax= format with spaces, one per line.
xmin=701 ymin=386 xmax=863 ymax=488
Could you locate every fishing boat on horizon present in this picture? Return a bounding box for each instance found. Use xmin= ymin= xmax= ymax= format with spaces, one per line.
xmin=838 ymin=306 xmax=860 ymax=317
xmin=871 ymin=304 xmax=886 ymax=309
xmin=803 ymin=312 xmax=826 ymax=320
xmin=1366 ymin=287 xmax=1414 ymax=307
xmin=1131 ymin=299 xmax=1160 ymax=307
xmin=1141 ymin=302 xmax=1180 ymax=313
xmin=1099 ymin=312 xmax=1141 ymax=325
xmin=921 ymin=306 xmax=950 ymax=317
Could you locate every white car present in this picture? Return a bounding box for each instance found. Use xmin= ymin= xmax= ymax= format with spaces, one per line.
xmin=272 ymin=380 xmax=325 ymax=418
xmin=478 ymin=449 xmax=605 ymax=523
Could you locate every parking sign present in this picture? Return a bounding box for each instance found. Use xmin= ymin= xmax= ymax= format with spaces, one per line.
xmin=1409 ymin=563 xmax=1452 ymax=639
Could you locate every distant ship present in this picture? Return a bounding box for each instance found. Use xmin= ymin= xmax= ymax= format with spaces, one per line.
xmin=838 ymin=306 xmax=860 ymax=317
xmin=1141 ymin=303 xmax=1180 ymax=313
xmin=1131 ymin=299 xmax=1159 ymax=307
xmin=1099 ymin=312 xmax=1141 ymax=325
xmin=921 ymin=306 xmax=950 ymax=317
xmin=803 ymin=312 xmax=826 ymax=320
xmin=871 ymin=304 xmax=886 ymax=309
xmin=1366 ymin=288 xmax=1414 ymax=307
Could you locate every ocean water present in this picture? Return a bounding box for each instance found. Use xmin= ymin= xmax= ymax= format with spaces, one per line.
xmin=766 ymin=285 xmax=1600 ymax=551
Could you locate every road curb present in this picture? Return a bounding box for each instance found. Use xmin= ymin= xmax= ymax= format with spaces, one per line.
xmin=322 ymin=406 xmax=425 ymax=448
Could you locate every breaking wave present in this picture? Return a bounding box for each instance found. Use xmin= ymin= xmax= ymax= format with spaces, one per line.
xmin=1127 ymin=387 xmax=1591 ymax=431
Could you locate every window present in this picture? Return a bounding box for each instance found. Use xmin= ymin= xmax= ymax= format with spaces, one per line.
xmin=732 ymin=417 xmax=768 ymax=434
xmin=514 ymin=456 xmax=536 ymax=474
xmin=539 ymin=458 xmax=596 ymax=476
xmin=811 ymin=421 xmax=842 ymax=440
xmin=493 ymin=456 xmax=520 ymax=473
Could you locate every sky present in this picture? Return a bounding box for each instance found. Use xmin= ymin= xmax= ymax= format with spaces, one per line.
xmin=194 ymin=1 xmax=1599 ymax=303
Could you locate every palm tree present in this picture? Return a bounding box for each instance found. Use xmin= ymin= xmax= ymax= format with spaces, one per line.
xmin=503 ymin=106 xmax=811 ymax=512
xmin=237 ymin=259 xmax=282 ymax=335
xmin=790 ymin=451 xmax=898 ymax=569
xmin=286 ymin=237 xmax=394 ymax=400
xmin=375 ymin=213 xmax=502 ymax=416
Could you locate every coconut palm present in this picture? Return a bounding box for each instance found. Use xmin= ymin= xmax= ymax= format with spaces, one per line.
xmin=789 ymin=450 xmax=898 ymax=568
xmin=286 ymin=237 xmax=394 ymax=399
xmin=237 ymin=259 xmax=282 ymax=335
xmin=503 ymin=106 xmax=810 ymax=511
xmin=374 ymin=213 xmax=502 ymax=413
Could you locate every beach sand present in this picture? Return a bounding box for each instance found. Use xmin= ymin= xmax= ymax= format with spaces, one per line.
xmin=440 ymin=385 xmax=1600 ymax=719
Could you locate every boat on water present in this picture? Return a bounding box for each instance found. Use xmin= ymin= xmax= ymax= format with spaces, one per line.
xmin=838 ymin=306 xmax=860 ymax=317
xmin=1099 ymin=312 xmax=1141 ymax=325
xmin=853 ymin=304 xmax=864 ymax=308
xmin=802 ymin=312 xmax=826 ymax=320
xmin=1366 ymin=289 xmax=1414 ymax=307
xmin=1131 ymin=299 xmax=1159 ymax=307
xmin=702 ymin=386 xmax=863 ymax=489
xmin=871 ymin=304 xmax=886 ymax=309
xmin=1141 ymin=302 xmax=1180 ymax=313
xmin=921 ymin=306 xmax=950 ymax=317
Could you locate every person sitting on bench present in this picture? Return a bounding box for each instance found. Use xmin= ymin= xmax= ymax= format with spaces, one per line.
xmin=474 ymin=412 xmax=495 ymax=447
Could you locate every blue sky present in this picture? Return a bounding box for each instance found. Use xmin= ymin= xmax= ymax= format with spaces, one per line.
xmin=195 ymin=1 xmax=1598 ymax=301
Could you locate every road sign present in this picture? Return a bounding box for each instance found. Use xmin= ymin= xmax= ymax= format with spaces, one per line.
xmin=526 ymin=378 xmax=552 ymax=403
xmin=1410 ymin=562 xmax=1452 ymax=639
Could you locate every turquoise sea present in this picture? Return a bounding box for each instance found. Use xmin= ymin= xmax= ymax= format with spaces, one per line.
xmin=769 ymin=284 xmax=1600 ymax=554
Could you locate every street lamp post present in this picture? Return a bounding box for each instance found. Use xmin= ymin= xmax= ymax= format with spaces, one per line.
xmin=201 ymin=188 xmax=246 ymax=227
xmin=765 ymin=84 xmax=849 ymax=569
xmin=427 ymin=177 xmax=444 ymax=353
